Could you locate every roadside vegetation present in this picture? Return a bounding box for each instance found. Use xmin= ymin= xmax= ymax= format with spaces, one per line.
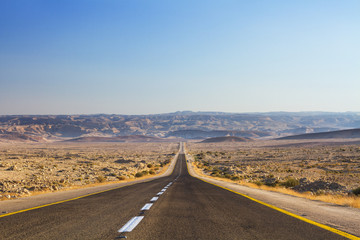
xmin=0 ymin=142 xmax=177 ymax=200
xmin=188 ymin=141 xmax=360 ymax=208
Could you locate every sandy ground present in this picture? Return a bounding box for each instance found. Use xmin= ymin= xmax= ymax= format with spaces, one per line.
xmin=0 ymin=142 xmax=178 ymax=199
xmin=186 ymin=152 xmax=360 ymax=237
xmin=0 ymin=151 xmax=179 ymax=215
xmin=188 ymin=139 xmax=360 ymax=195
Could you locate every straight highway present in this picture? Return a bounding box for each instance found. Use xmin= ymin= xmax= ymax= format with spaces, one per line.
xmin=0 ymin=146 xmax=352 ymax=239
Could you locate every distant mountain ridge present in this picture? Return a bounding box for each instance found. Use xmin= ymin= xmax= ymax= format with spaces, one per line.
xmin=201 ymin=136 xmax=253 ymax=143
xmin=65 ymin=135 xmax=171 ymax=143
xmin=278 ymin=128 xmax=360 ymax=140
xmin=0 ymin=112 xmax=359 ymax=142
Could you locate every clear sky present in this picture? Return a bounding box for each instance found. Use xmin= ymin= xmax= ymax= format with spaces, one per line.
xmin=1 ymin=0 xmax=359 ymax=115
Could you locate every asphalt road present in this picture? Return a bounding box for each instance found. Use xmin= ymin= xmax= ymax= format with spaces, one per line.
xmin=0 ymin=154 xmax=350 ymax=240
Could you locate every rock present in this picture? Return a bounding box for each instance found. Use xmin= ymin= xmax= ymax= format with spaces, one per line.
xmin=28 ymin=186 xmax=36 ymax=191
xmin=5 ymin=195 xmax=11 ymax=199
xmin=293 ymin=180 xmax=346 ymax=193
xmin=6 ymin=165 xmax=16 ymax=171
xmin=299 ymin=178 xmax=308 ymax=184
xmin=264 ymin=177 xmax=278 ymax=186
xmin=115 ymin=159 xmax=135 ymax=164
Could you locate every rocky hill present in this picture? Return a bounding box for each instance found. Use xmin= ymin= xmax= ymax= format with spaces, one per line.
xmin=0 ymin=112 xmax=359 ymax=142
xmin=65 ymin=135 xmax=172 ymax=143
xmin=278 ymin=128 xmax=360 ymax=140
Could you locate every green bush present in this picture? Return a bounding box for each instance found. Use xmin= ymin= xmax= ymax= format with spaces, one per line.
xmin=352 ymin=187 xmax=360 ymax=196
xmin=281 ymin=178 xmax=299 ymax=188
xmin=135 ymin=172 xmax=143 ymax=178
xmin=147 ymin=163 xmax=153 ymax=168
xmin=211 ymin=172 xmax=221 ymax=177
xmin=224 ymin=174 xmax=231 ymax=179
xmin=253 ymin=181 xmax=263 ymax=186
xmin=117 ymin=176 xmax=126 ymax=180
xmin=96 ymin=175 xmax=106 ymax=183
xmin=149 ymin=170 xmax=155 ymax=175
xmin=231 ymin=176 xmax=240 ymax=181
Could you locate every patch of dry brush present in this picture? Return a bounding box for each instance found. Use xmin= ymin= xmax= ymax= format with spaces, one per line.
xmin=188 ymin=140 xmax=360 ymax=208
xmin=0 ymin=142 xmax=178 ymax=200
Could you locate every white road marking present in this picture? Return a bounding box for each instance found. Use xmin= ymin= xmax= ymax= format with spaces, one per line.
xmin=161 ymin=188 xmax=167 ymax=192
xmin=157 ymin=191 xmax=164 ymax=195
xmin=141 ymin=203 xmax=153 ymax=211
xmin=150 ymin=197 xmax=159 ymax=202
xmin=118 ymin=216 xmax=144 ymax=233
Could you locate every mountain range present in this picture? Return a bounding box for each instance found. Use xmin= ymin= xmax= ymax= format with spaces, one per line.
xmin=0 ymin=111 xmax=359 ymax=142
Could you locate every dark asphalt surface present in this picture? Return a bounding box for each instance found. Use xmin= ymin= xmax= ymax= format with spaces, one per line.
xmin=0 ymin=154 xmax=349 ymax=240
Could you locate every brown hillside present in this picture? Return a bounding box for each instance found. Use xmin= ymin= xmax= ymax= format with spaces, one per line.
xmin=66 ymin=135 xmax=170 ymax=143
xmin=201 ymin=136 xmax=253 ymax=143
xmin=278 ymin=128 xmax=360 ymax=140
xmin=0 ymin=133 xmax=46 ymax=142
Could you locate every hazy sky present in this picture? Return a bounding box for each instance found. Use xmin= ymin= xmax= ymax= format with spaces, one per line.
xmin=1 ymin=0 xmax=359 ymax=115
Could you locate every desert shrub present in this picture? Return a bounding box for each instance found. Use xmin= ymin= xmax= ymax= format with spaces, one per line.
xmin=135 ymin=172 xmax=143 ymax=178
xmin=160 ymin=160 xmax=170 ymax=167
xmin=352 ymin=187 xmax=360 ymax=196
xmin=224 ymin=174 xmax=231 ymax=179
xmin=253 ymin=181 xmax=263 ymax=186
xmin=117 ymin=176 xmax=126 ymax=180
xmin=96 ymin=175 xmax=106 ymax=183
xmin=281 ymin=178 xmax=299 ymax=188
xmin=147 ymin=163 xmax=153 ymax=168
xmin=149 ymin=170 xmax=155 ymax=175
xmin=231 ymin=176 xmax=240 ymax=181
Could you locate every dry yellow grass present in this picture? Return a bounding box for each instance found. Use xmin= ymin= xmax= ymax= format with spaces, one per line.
xmin=25 ymin=159 xmax=174 ymax=198
xmin=191 ymin=162 xmax=360 ymax=208
xmin=0 ymin=142 xmax=178 ymax=200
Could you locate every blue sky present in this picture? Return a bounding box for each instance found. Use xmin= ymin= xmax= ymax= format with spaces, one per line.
xmin=1 ymin=0 xmax=359 ymax=115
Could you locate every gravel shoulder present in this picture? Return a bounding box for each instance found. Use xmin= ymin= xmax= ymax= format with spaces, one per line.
xmin=0 ymin=152 xmax=179 ymax=215
xmin=186 ymin=153 xmax=360 ymax=237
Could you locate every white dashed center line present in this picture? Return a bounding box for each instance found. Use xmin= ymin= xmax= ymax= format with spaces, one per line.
xmin=141 ymin=203 xmax=153 ymax=211
xmin=117 ymin=178 xmax=178 ymax=237
xmin=150 ymin=197 xmax=159 ymax=202
xmin=118 ymin=216 xmax=144 ymax=233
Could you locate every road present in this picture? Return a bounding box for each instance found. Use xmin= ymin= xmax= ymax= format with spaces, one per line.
xmin=0 ymin=151 xmax=351 ymax=239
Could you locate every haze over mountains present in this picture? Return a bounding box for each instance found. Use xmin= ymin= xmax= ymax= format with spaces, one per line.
xmin=0 ymin=111 xmax=359 ymax=142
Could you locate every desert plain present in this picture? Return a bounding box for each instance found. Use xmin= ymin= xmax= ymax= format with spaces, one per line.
xmin=1 ymin=138 xmax=360 ymax=208
xmin=0 ymin=142 xmax=178 ymax=200
xmin=187 ymin=139 xmax=360 ymax=207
